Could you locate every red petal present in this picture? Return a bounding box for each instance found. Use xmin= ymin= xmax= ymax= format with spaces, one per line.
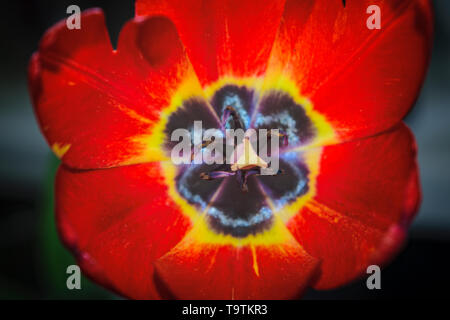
xmin=287 ymin=124 xmax=420 ymax=289
xmin=267 ymin=0 xmax=433 ymax=140
xmin=315 ymin=124 xmax=420 ymax=229
xmin=136 ymin=0 xmax=286 ymax=86
xmin=154 ymin=238 xmax=319 ymax=299
xmin=29 ymin=9 xmax=199 ymax=169
xmin=55 ymin=163 xmax=191 ymax=299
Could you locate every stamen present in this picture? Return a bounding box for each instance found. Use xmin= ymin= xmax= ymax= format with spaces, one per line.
xmin=200 ymin=170 xmax=235 ymax=180
xmin=269 ymin=130 xmax=289 ymax=147
xmin=198 ymin=105 xmax=289 ymax=192
xmin=191 ymin=140 xmax=215 ymax=161
xmin=222 ymin=105 xmax=244 ymax=130
xmin=239 ymin=169 xmax=259 ymax=192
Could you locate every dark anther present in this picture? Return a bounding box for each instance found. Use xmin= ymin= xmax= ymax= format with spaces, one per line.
xmin=200 ymin=164 xmax=235 ymax=181
xmin=191 ymin=139 xmax=215 ymax=161
xmin=222 ymin=105 xmax=244 ymax=130
xmin=268 ymin=130 xmax=288 ymax=148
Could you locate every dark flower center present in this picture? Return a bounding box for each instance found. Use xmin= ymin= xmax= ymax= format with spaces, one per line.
xmin=163 ymin=84 xmax=316 ymax=237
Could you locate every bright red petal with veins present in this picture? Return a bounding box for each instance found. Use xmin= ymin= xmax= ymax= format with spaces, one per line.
xmin=136 ymin=0 xmax=286 ymax=86
xmin=56 ymin=163 xmax=191 ymax=299
xmin=154 ymin=239 xmax=319 ymax=299
xmin=267 ymin=0 xmax=433 ymax=140
xmin=29 ymin=9 xmax=197 ymax=169
xmin=288 ymin=124 xmax=420 ymax=289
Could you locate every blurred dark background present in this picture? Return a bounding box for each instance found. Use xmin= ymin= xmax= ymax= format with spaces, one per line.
xmin=0 ymin=0 xmax=449 ymax=299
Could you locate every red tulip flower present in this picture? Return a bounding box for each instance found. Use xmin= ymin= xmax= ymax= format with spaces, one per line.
xmin=28 ymin=0 xmax=433 ymax=299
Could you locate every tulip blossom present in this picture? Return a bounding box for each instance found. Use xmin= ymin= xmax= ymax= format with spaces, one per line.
xmin=28 ymin=0 xmax=433 ymax=299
